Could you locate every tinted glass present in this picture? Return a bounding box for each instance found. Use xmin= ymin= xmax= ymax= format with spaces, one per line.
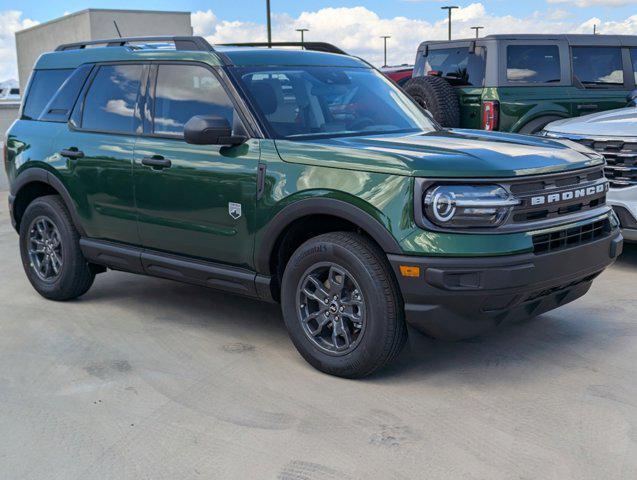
xmin=425 ymin=47 xmax=484 ymax=86
xmin=506 ymin=45 xmax=561 ymax=83
xmin=82 ymin=64 xmax=142 ymax=133
xmin=234 ymin=66 xmax=437 ymax=140
xmin=153 ymin=65 xmax=235 ymax=135
xmin=573 ymin=47 xmax=624 ymax=86
xmin=632 ymin=48 xmax=637 ymax=83
xmin=40 ymin=64 xmax=93 ymax=122
xmin=22 ymin=69 xmax=73 ymax=120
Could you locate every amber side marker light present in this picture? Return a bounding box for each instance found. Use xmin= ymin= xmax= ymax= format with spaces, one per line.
xmin=399 ymin=265 xmax=421 ymax=278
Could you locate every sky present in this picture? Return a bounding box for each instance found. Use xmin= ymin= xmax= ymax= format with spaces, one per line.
xmin=1 ymin=0 xmax=637 ymax=81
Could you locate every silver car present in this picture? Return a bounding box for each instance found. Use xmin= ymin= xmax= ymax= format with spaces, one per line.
xmin=542 ymin=108 xmax=637 ymax=242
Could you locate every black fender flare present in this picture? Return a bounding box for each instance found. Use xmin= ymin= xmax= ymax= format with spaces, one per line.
xmin=10 ymin=167 xmax=87 ymax=236
xmin=255 ymin=197 xmax=403 ymax=275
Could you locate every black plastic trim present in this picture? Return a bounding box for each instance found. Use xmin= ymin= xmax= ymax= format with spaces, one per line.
xmin=79 ymin=238 xmax=275 ymax=302
xmin=10 ymin=168 xmax=87 ymax=236
xmin=255 ymin=198 xmax=403 ymax=274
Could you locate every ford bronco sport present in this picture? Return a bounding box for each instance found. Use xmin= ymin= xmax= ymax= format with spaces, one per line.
xmin=4 ymin=37 xmax=624 ymax=377
xmin=404 ymin=34 xmax=637 ymax=133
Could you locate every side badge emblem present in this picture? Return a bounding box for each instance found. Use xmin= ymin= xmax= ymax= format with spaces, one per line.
xmin=229 ymin=202 xmax=242 ymax=220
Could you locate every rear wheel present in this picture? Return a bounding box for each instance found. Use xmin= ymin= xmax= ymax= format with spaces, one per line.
xmin=281 ymin=232 xmax=407 ymax=378
xmin=19 ymin=195 xmax=95 ymax=300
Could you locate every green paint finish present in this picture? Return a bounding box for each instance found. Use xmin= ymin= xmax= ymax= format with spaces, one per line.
xmin=5 ymin=45 xmax=617 ymax=279
xmin=133 ymin=137 xmax=261 ymax=268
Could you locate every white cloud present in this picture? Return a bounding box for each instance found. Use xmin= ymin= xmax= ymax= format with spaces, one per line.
xmin=0 ymin=10 xmax=38 ymax=81
xmin=191 ymin=4 xmax=637 ymax=67
xmin=548 ymin=0 xmax=636 ymax=7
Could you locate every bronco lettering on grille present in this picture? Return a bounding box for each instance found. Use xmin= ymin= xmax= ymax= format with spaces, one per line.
xmin=530 ymin=182 xmax=608 ymax=206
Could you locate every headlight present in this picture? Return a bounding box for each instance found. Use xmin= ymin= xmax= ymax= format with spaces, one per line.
xmin=423 ymin=184 xmax=520 ymax=228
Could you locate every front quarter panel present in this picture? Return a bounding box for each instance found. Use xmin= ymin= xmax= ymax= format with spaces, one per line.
xmin=254 ymin=140 xmax=415 ymax=271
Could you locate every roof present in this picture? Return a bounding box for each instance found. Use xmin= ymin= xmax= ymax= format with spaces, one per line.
xmin=35 ymin=39 xmax=369 ymax=70
xmin=420 ymin=33 xmax=637 ymax=48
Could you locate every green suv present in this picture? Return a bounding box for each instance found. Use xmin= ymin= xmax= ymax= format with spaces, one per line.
xmin=4 ymin=37 xmax=624 ymax=377
xmin=404 ymin=34 xmax=637 ymax=133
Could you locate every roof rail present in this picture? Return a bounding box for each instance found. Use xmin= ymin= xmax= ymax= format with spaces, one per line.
xmin=55 ymin=36 xmax=215 ymax=52
xmin=220 ymin=42 xmax=348 ymax=55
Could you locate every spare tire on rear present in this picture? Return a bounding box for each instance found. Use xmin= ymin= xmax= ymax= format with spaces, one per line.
xmin=404 ymin=76 xmax=460 ymax=128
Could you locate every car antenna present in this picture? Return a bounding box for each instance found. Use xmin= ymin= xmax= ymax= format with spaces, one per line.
xmin=113 ymin=21 xmax=122 ymax=38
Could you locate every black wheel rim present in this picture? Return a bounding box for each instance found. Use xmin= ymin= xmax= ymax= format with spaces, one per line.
xmin=27 ymin=216 xmax=63 ymax=282
xmin=296 ymin=262 xmax=366 ymax=355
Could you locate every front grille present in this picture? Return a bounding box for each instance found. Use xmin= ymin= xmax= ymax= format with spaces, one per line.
xmin=508 ymin=166 xmax=607 ymax=224
xmin=573 ymin=139 xmax=637 ymax=189
xmin=532 ymin=218 xmax=611 ymax=255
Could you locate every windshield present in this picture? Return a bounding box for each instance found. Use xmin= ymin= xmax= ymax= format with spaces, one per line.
xmin=231 ymin=66 xmax=437 ymax=140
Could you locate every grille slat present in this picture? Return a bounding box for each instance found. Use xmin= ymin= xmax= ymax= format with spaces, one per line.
xmin=532 ymin=219 xmax=611 ymax=255
xmin=572 ymin=139 xmax=637 ymax=188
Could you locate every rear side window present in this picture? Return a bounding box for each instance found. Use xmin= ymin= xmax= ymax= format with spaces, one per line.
xmin=82 ymin=64 xmax=143 ymax=133
xmin=424 ymin=47 xmax=484 ymax=86
xmin=153 ymin=64 xmax=235 ymax=136
xmin=39 ymin=64 xmax=92 ymax=122
xmin=22 ymin=69 xmax=73 ymax=120
xmin=573 ymin=47 xmax=624 ymax=86
xmin=506 ymin=45 xmax=561 ymax=83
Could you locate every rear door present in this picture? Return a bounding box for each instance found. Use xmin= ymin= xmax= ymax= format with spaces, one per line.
xmin=496 ymin=40 xmax=572 ymax=132
xmin=50 ymin=63 xmax=144 ymax=245
xmin=568 ymin=45 xmax=633 ymax=116
xmin=133 ymin=62 xmax=260 ymax=268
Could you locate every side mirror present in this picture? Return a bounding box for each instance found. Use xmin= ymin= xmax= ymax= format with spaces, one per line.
xmin=184 ymin=115 xmax=247 ymax=146
xmin=627 ymin=89 xmax=637 ymax=107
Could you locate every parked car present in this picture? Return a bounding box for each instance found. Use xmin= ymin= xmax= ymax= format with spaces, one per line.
xmin=5 ymin=36 xmax=623 ymax=378
xmin=0 ymin=87 xmax=20 ymax=101
xmin=404 ymin=34 xmax=637 ymax=133
xmin=542 ymin=107 xmax=637 ymax=242
xmin=381 ymin=64 xmax=414 ymax=87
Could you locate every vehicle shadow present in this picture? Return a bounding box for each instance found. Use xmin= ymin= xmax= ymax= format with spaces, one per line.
xmin=79 ymin=254 xmax=630 ymax=385
xmin=616 ymin=242 xmax=637 ymax=267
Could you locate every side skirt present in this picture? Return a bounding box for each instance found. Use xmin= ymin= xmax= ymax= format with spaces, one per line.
xmin=79 ymin=238 xmax=275 ymax=302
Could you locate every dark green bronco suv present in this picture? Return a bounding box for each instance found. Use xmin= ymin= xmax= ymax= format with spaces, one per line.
xmin=404 ymin=34 xmax=637 ymax=133
xmin=4 ymin=36 xmax=624 ymax=377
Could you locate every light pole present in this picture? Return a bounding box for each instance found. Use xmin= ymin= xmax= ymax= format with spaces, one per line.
xmin=266 ymin=0 xmax=272 ymax=45
xmin=441 ymin=6 xmax=459 ymax=41
xmin=470 ymin=26 xmax=484 ymax=39
xmin=296 ymin=28 xmax=309 ymax=47
xmin=380 ymin=35 xmax=391 ymax=67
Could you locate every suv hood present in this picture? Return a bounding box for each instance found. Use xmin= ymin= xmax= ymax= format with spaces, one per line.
xmin=544 ymin=107 xmax=637 ymax=138
xmin=275 ymin=129 xmax=603 ymax=178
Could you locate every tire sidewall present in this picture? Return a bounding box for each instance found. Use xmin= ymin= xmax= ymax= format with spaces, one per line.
xmin=19 ymin=198 xmax=80 ymax=297
xmin=281 ymin=236 xmax=395 ymax=375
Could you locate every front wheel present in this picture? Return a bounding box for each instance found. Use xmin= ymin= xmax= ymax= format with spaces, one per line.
xmin=281 ymin=232 xmax=407 ymax=378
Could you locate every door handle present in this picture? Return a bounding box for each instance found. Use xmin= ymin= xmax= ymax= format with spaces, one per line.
xmin=577 ymin=104 xmax=598 ymax=111
xmin=141 ymin=156 xmax=172 ymax=169
xmin=60 ymin=149 xmax=84 ymax=159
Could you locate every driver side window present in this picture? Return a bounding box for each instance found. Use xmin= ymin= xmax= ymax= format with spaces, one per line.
xmin=153 ymin=64 xmax=238 ymax=136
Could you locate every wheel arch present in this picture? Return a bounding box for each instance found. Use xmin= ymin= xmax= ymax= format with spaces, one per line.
xmin=256 ymin=197 xmax=402 ymax=278
xmin=10 ymin=168 xmax=86 ymax=236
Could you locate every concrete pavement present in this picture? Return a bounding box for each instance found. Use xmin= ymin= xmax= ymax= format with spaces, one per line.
xmin=0 ymin=197 xmax=635 ymax=479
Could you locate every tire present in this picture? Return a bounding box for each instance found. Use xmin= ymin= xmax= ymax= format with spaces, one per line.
xmin=281 ymin=232 xmax=407 ymax=378
xmin=518 ymin=116 xmax=563 ymax=135
xmin=404 ymin=76 xmax=460 ymax=128
xmin=19 ymin=195 xmax=95 ymax=301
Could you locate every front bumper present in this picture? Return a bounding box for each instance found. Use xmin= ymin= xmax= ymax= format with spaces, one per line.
xmin=389 ymin=230 xmax=623 ymax=340
xmin=609 ymin=186 xmax=637 ymax=242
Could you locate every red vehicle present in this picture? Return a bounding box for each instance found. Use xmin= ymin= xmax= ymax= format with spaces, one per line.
xmin=381 ymin=64 xmax=414 ymax=87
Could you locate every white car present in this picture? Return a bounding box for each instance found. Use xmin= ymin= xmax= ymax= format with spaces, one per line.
xmin=542 ymin=108 xmax=637 ymax=242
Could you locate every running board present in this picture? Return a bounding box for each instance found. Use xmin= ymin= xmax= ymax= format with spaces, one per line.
xmin=79 ymin=239 xmax=274 ymax=302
